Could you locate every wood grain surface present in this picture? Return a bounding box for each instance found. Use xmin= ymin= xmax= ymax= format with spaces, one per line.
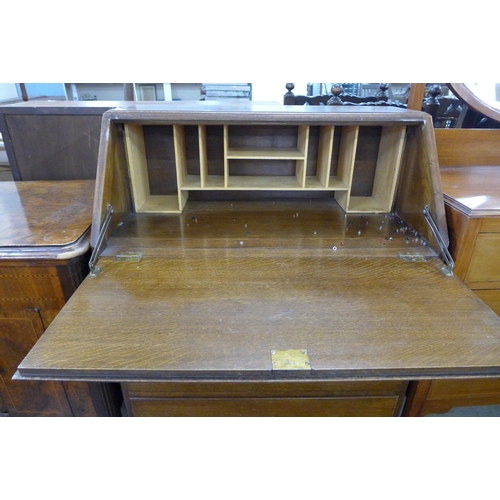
xmin=441 ymin=166 xmax=500 ymax=216
xmin=435 ymin=129 xmax=500 ymax=167
xmin=0 ymin=180 xmax=94 ymax=248
xmin=17 ymin=200 xmax=500 ymax=382
xmin=128 ymin=396 xmax=401 ymax=417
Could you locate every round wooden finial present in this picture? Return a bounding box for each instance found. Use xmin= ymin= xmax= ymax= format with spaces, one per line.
xmin=331 ymin=84 xmax=344 ymax=97
xmin=375 ymin=83 xmax=389 ymax=101
xmin=427 ymin=84 xmax=442 ymax=102
xmin=286 ymin=83 xmax=295 ymax=92
xmin=327 ymin=84 xmax=344 ymax=105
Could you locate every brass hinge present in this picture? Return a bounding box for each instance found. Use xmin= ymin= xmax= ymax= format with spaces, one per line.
xmin=399 ymin=252 xmax=426 ymax=262
xmin=114 ymin=252 xmax=144 ymax=262
xmin=271 ymin=349 xmax=311 ymax=370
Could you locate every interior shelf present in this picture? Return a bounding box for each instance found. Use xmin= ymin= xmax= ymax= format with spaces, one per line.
xmin=123 ymin=121 xmax=407 ymax=214
xmin=226 ymin=148 xmax=305 ymax=160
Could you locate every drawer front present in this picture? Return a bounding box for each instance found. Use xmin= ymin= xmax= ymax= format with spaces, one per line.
xmin=474 ymin=289 xmax=500 ymax=316
xmin=0 ymin=266 xmax=65 ymax=309
xmin=125 ymin=380 xmax=405 ymax=399
xmin=428 ymin=379 xmax=500 ymax=399
xmin=465 ymin=234 xmax=500 ymax=283
xmin=129 ymin=396 xmax=401 ymax=417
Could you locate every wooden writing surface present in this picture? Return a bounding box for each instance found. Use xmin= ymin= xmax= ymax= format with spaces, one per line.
xmin=17 ymin=200 xmax=500 ymax=382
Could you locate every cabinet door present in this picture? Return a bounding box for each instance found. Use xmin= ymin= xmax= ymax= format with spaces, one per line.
xmin=0 ymin=310 xmax=72 ymax=416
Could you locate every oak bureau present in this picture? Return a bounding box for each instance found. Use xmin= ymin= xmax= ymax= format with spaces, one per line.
xmin=15 ymin=102 xmax=500 ymax=417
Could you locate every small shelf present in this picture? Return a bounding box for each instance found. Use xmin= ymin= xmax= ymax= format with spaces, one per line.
xmin=180 ymin=175 xmax=225 ymax=190
xmin=227 ymin=176 xmax=303 ymax=190
xmin=305 ymin=176 xmax=349 ymax=190
xmin=226 ymin=147 xmax=305 ymax=160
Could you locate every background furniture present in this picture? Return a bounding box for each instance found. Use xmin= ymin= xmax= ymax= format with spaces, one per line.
xmin=403 ymin=129 xmax=500 ymax=416
xmin=283 ymin=83 xmax=405 ymax=107
xmin=0 ymin=101 xmax=124 ymax=181
xmin=284 ymin=84 xmax=464 ymax=128
xmin=15 ymin=102 xmax=500 ymax=417
xmin=0 ymin=180 xmax=120 ymax=416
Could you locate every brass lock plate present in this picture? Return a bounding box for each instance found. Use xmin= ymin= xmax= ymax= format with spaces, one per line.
xmin=271 ymin=349 xmax=311 ymax=370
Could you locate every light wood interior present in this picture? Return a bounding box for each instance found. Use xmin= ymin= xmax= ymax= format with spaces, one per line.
xmin=122 ymin=122 xmax=408 ymax=214
xmin=125 ymin=123 xmax=181 ymax=213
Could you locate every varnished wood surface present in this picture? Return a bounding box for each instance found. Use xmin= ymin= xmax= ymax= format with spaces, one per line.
xmin=4 ymin=115 xmax=102 ymax=181
xmin=435 ymin=129 xmax=500 ymax=167
xmin=125 ymin=380 xmax=404 ymax=398
xmin=440 ymin=166 xmax=500 ymax=216
xmin=104 ymin=104 xmax=428 ymax=129
xmin=128 ymin=396 xmax=401 ymax=417
xmin=444 ymin=204 xmax=481 ymax=281
xmin=394 ymin=114 xmax=448 ymax=248
xmin=0 ymin=180 xmax=94 ymax=251
xmin=406 ymin=83 xmax=426 ymax=111
xmin=474 ymin=290 xmax=500 ymax=316
xmin=91 ymin=103 xmax=448 ymax=258
xmin=17 ymin=200 xmax=500 ymax=382
xmin=103 ymin=200 xmax=437 ymax=256
xmin=0 ymin=101 xmax=130 ymax=113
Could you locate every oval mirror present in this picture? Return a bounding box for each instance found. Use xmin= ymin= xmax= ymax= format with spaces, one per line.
xmin=448 ymin=83 xmax=500 ymax=122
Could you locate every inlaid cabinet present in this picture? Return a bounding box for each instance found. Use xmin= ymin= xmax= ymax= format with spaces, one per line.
xmin=0 ymin=180 xmax=120 ymax=416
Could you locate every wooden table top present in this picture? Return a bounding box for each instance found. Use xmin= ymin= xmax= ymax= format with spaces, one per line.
xmin=440 ymin=166 xmax=500 ymax=217
xmin=0 ymin=180 xmax=94 ymax=258
xmin=17 ymin=200 xmax=500 ymax=382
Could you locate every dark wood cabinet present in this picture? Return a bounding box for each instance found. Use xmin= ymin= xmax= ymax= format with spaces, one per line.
xmin=0 ymin=101 xmax=125 ymax=181
xmin=0 ymin=180 xmax=121 ymax=416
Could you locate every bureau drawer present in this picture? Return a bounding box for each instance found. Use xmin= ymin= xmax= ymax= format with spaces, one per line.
xmin=129 ymin=396 xmax=401 ymax=417
xmin=428 ymin=379 xmax=500 ymax=399
xmin=125 ymin=380 xmax=405 ymax=399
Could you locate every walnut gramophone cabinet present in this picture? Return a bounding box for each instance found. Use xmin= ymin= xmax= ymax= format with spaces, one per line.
xmin=14 ymin=102 xmax=500 ymax=416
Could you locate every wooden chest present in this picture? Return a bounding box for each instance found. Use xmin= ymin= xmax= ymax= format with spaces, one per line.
xmin=14 ymin=103 xmax=500 ymax=417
